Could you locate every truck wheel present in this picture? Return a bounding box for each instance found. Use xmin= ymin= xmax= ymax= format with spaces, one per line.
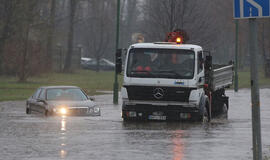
xmin=123 ymin=117 xmax=129 ymax=122
xmin=221 ymin=104 xmax=228 ymax=119
xmin=202 ymin=105 xmax=209 ymax=123
xmin=26 ymin=105 xmax=31 ymax=114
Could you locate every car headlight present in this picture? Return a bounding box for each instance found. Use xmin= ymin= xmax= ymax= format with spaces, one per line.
xmin=94 ymin=107 xmax=100 ymax=113
xmin=60 ymin=108 xmax=67 ymax=115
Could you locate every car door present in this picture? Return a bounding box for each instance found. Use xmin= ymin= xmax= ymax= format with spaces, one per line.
xmin=29 ymin=88 xmax=42 ymax=112
xmin=36 ymin=89 xmax=47 ymax=113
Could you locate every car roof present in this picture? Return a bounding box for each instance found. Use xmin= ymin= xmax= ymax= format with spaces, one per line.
xmin=39 ymin=86 xmax=80 ymax=89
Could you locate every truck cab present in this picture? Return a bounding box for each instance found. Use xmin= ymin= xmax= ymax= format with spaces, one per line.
xmin=118 ymin=30 xmax=233 ymax=122
xmin=121 ymin=42 xmax=210 ymax=121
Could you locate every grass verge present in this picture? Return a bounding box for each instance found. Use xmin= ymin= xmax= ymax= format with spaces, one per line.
xmin=237 ymin=71 xmax=270 ymax=89
xmin=0 ymin=70 xmax=122 ymax=102
xmin=0 ymin=70 xmax=269 ymax=102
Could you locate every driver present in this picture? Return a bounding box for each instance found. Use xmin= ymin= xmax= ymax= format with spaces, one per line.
xmin=134 ymin=53 xmax=152 ymax=72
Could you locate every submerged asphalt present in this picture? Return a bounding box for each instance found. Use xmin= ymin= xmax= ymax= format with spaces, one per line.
xmin=0 ymin=89 xmax=269 ymax=160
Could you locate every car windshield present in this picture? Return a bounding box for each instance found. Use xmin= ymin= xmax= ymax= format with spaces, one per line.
xmin=46 ymin=88 xmax=88 ymax=101
xmin=126 ymin=48 xmax=195 ymax=79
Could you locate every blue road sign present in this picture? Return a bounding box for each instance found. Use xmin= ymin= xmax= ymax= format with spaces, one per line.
xmin=234 ymin=0 xmax=270 ymax=18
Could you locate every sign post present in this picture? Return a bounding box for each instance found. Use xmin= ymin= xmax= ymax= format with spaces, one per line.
xmin=234 ymin=19 xmax=239 ymax=92
xmin=249 ymin=18 xmax=262 ymax=160
xmin=113 ymin=0 xmax=121 ymax=104
xmin=234 ymin=0 xmax=270 ymax=159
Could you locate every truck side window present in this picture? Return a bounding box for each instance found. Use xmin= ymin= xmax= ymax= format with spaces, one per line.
xmin=198 ymin=51 xmax=203 ymax=74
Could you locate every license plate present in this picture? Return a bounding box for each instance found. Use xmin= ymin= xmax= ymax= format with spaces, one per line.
xmin=148 ymin=115 xmax=166 ymax=120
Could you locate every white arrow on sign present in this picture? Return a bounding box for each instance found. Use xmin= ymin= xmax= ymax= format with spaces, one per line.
xmin=246 ymin=0 xmax=263 ymax=16
xmin=240 ymin=0 xmax=244 ymax=17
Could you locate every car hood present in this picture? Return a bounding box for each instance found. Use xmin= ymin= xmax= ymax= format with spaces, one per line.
xmin=46 ymin=100 xmax=96 ymax=108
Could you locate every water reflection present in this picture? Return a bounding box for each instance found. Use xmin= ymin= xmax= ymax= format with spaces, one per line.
xmin=122 ymin=122 xmax=189 ymax=160
xmin=60 ymin=116 xmax=67 ymax=158
xmin=61 ymin=117 xmax=66 ymax=131
xmin=60 ymin=149 xmax=67 ymax=158
xmin=172 ymin=130 xmax=184 ymax=160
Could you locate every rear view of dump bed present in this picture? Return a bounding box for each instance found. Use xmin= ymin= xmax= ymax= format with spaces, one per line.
xmin=205 ymin=55 xmax=234 ymax=92
xmin=212 ymin=65 xmax=234 ymax=90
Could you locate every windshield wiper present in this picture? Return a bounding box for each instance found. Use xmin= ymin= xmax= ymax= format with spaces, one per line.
xmin=130 ymin=70 xmax=156 ymax=77
xmin=156 ymin=70 xmax=184 ymax=78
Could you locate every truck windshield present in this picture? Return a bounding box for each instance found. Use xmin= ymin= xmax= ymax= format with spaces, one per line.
xmin=126 ymin=48 xmax=195 ymax=79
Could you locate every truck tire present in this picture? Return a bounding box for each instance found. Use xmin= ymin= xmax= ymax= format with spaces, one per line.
xmin=122 ymin=116 xmax=129 ymax=121
xmin=202 ymin=97 xmax=211 ymax=123
xmin=202 ymin=105 xmax=209 ymax=123
xmin=221 ymin=103 xmax=228 ymax=119
xmin=200 ymin=96 xmax=210 ymax=123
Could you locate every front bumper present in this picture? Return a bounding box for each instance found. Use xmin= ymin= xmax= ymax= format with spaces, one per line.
xmin=52 ymin=107 xmax=101 ymax=116
xmin=122 ymin=101 xmax=201 ymax=121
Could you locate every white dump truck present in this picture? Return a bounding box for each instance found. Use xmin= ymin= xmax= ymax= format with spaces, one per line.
xmin=116 ymin=30 xmax=233 ymax=121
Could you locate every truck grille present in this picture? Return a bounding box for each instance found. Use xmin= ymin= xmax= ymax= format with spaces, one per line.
xmin=125 ymin=86 xmax=195 ymax=102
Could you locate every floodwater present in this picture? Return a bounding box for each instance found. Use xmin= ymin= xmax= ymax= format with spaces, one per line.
xmin=0 ymin=89 xmax=269 ymax=160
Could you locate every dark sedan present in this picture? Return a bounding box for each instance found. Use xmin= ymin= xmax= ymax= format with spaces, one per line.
xmin=26 ymin=86 xmax=100 ymax=116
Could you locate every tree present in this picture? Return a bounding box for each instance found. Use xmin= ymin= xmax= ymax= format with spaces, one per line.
xmin=63 ymin=0 xmax=78 ymax=72
xmin=259 ymin=19 xmax=270 ymax=78
xmin=81 ymin=0 xmax=116 ymax=72
xmin=46 ymin=0 xmax=56 ymax=70
xmin=1 ymin=0 xmax=48 ymax=81
xmin=141 ymin=0 xmax=210 ymax=44
xmin=17 ymin=0 xmax=40 ymax=81
xmin=0 ymin=0 xmax=19 ymax=75
xmin=120 ymin=0 xmax=139 ymax=48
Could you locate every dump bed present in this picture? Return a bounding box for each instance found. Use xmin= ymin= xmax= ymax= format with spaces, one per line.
xmin=204 ymin=55 xmax=234 ymax=91
xmin=212 ymin=64 xmax=234 ymax=91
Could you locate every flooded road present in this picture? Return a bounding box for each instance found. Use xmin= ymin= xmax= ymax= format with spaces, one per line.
xmin=0 ymin=89 xmax=269 ymax=160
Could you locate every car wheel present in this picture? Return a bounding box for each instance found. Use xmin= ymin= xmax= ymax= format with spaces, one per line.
xmin=26 ymin=105 xmax=31 ymax=114
xmin=44 ymin=109 xmax=50 ymax=117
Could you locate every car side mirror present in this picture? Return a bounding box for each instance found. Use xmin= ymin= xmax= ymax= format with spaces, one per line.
xmin=37 ymin=99 xmax=47 ymax=105
xmin=87 ymin=96 xmax=95 ymax=101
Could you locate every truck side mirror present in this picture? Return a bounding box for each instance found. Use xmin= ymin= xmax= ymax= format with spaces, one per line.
xmin=198 ymin=51 xmax=204 ymax=71
xmin=123 ymin=48 xmax=127 ymax=55
xmin=205 ymin=55 xmax=212 ymax=70
xmin=116 ymin=49 xmax=122 ymax=74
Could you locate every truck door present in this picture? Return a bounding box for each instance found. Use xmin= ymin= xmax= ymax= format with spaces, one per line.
xmin=197 ymin=51 xmax=204 ymax=86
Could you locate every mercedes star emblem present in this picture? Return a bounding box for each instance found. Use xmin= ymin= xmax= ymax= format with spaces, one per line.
xmin=153 ymin=88 xmax=165 ymax=100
